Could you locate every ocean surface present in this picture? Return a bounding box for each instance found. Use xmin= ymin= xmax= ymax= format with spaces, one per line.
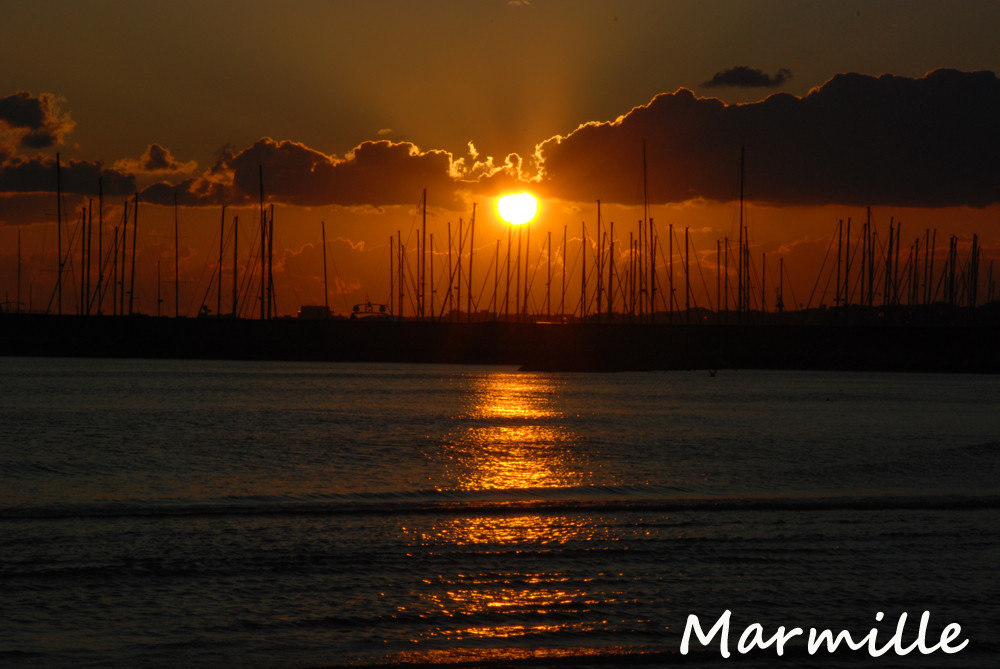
xmin=1 ymin=357 xmax=998 ymax=668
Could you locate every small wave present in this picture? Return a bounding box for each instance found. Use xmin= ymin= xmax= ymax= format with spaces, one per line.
xmin=2 ymin=487 xmax=997 ymax=522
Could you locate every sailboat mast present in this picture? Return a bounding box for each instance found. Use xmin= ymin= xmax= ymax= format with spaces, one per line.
xmin=608 ymin=221 xmax=614 ymax=320
xmin=267 ymin=205 xmax=274 ymax=318
xmin=737 ymin=147 xmax=744 ymax=314
xmin=596 ymin=200 xmax=603 ymax=317
xmin=97 ymin=178 xmax=103 ymax=313
xmin=468 ymin=203 xmax=475 ymax=321
xmin=561 ymin=225 xmax=567 ymax=316
xmin=684 ymin=227 xmax=690 ymax=320
xmin=447 ymin=221 xmax=452 ymax=317
xmin=523 ymin=224 xmax=530 ymax=320
xmin=218 ymin=206 xmax=225 ymax=318
xmin=493 ymin=239 xmax=499 ymax=318
xmin=128 ymin=192 xmax=138 ymax=315
xmin=85 ymin=201 xmax=92 ymax=314
xmin=259 ymin=165 xmax=266 ymax=320
xmin=761 ymin=252 xmax=766 ymax=313
xmin=724 ymin=237 xmax=729 ymax=315
xmin=547 ymin=230 xmax=552 ymax=318
xmin=514 ymin=223 xmax=520 ymax=317
xmin=87 ymin=201 xmax=93 ymax=313
xmin=56 ymin=153 xmax=63 ymax=315
xmin=429 ymin=232 xmax=434 ymax=318
xmin=457 ymin=219 xmax=464 ymax=318
xmin=17 ymin=228 xmax=21 ymax=313
xmin=649 ymin=218 xmax=656 ymax=320
xmin=112 ymin=224 xmax=118 ymax=315
xmin=835 ymin=220 xmax=842 ymax=308
xmin=642 ymin=141 xmax=649 ymax=320
xmin=421 ymin=188 xmax=427 ymax=319
xmin=397 ymin=230 xmax=403 ymax=317
xmin=580 ymin=221 xmax=587 ymax=320
xmin=669 ymin=224 xmax=674 ymax=316
xmin=505 ymin=226 xmax=511 ymax=319
xmin=322 ymin=221 xmax=329 ymax=311
xmin=120 ymin=201 xmax=128 ymax=316
xmin=233 ymin=216 xmax=239 ymax=317
xmin=174 ymin=190 xmax=179 ymax=317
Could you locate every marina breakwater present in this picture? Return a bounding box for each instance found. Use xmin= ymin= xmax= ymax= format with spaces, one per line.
xmin=2 ymin=312 xmax=998 ymax=372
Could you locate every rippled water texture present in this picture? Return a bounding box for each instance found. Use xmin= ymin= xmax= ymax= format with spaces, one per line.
xmin=2 ymin=358 xmax=998 ymax=667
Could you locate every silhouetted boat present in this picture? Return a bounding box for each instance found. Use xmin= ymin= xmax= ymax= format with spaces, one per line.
xmin=350 ymin=300 xmax=392 ymax=320
xmin=297 ymin=305 xmax=334 ymax=319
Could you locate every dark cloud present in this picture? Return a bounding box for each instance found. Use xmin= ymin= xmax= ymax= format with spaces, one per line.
xmin=0 ymin=91 xmax=76 ymax=148
xmin=140 ymin=138 xmax=470 ymax=208
xmin=0 ymin=154 xmax=135 ymax=196
xmin=703 ymin=66 xmax=793 ymax=88
xmin=115 ymin=143 xmax=198 ymax=174
xmin=535 ymin=69 xmax=1000 ymax=208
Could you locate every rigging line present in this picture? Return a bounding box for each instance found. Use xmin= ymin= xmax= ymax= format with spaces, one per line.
xmin=190 ymin=215 xmax=224 ymax=313
xmin=563 ymin=238 xmax=581 ymax=313
xmin=237 ymin=226 xmax=262 ymax=317
xmin=654 ymin=224 xmax=674 ymax=312
xmin=525 ymin=235 xmax=560 ymax=317
xmin=691 ymin=236 xmax=714 ymax=313
xmin=436 ymin=230 xmax=462 ymax=319
xmin=48 ymin=208 xmax=85 ymax=313
xmin=318 ymin=235 xmax=340 ymax=311
xmin=805 ymin=223 xmax=839 ymax=310
xmin=610 ymin=239 xmax=629 ymax=312
xmin=402 ymin=245 xmax=420 ymax=316
xmin=194 ymin=220 xmax=233 ymax=315
xmin=474 ymin=244 xmax=498 ymax=315
xmin=779 ymin=255 xmax=801 ymax=314
xmin=266 ymin=228 xmax=301 ymax=315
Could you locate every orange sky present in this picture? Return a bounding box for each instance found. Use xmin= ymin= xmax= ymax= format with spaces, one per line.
xmin=2 ymin=1 xmax=999 ymax=316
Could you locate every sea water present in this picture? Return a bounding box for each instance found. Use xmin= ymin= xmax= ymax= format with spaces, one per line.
xmin=1 ymin=358 xmax=998 ymax=667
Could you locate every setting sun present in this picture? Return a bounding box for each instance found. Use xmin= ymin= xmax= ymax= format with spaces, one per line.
xmin=497 ymin=192 xmax=538 ymax=225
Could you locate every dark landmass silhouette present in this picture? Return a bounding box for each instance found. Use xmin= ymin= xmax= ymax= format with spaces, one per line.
xmin=2 ymin=309 xmax=999 ymax=373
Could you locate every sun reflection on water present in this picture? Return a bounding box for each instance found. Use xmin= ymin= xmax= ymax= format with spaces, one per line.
xmin=435 ymin=373 xmax=587 ymax=492
xmin=403 ymin=372 xmax=628 ymax=658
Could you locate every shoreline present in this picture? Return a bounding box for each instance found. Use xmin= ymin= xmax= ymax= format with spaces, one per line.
xmin=2 ymin=312 xmax=999 ymax=373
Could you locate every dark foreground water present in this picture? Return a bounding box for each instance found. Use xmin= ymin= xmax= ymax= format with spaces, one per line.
xmin=1 ymin=358 xmax=998 ymax=667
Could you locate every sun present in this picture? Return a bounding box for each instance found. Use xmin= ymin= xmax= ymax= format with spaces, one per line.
xmin=497 ymin=192 xmax=538 ymax=225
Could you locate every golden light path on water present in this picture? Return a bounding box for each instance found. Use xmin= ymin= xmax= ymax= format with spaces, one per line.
xmin=399 ymin=372 xmax=627 ymax=660
xmin=436 ymin=372 xmax=585 ymax=491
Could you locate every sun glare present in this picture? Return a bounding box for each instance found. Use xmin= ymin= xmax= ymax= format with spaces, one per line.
xmin=497 ymin=192 xmax=538 ymax=225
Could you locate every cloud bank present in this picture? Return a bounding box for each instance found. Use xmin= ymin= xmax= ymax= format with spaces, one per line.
xmin=536 ymin=69 xmax=1000 ymax=207
xmin=0 ymin=154 xmax=135 ymax=196
xmin=2 ymin=69 xmax=998 ymax=221
xmin=140 ymin=138 xmax=481 ymax=209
